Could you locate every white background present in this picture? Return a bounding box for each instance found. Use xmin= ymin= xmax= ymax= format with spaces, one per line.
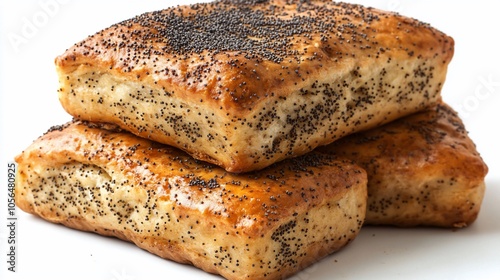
xmin=1 ymin=1 xmax=499 ymax=279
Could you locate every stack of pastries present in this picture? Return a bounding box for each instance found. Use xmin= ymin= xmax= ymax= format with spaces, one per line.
xmin=14 ymin=1 xmax=488 ymax=279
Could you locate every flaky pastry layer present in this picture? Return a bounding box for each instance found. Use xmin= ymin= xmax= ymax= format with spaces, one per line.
xmin=55 ymin=0 xmax=454 ymax=172
xmin=15 ymin=120 xmax=367 ymax=280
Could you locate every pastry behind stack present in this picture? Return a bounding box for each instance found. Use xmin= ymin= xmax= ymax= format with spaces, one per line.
xmin=320 ymin=103 xmax=488 ymax=228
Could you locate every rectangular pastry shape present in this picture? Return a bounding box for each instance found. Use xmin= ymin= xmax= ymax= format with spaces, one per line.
xmin=15 ymin=120 xmax=367 ymax=280
xmin=55 ymin=0 xmax=454 ymax=172
xmin=319 ymin=103 xmax=488 ymax=228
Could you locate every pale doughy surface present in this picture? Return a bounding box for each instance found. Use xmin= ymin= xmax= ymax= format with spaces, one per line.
xmin=15 ymin=121 xmax=367 ymax=280
xmin=55 ymin=0 xmax=454 ymax=172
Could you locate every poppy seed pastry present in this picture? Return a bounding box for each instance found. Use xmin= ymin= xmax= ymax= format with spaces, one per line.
xmin=54 ymin=0 xmax=454 ymax=173
xmin=14 ymin=120 xmax=367 ymax=280
xmin=319 ymin=103 xmax=488 ymax=228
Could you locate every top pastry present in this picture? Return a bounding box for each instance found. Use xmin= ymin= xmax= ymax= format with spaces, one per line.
xmin=55 ymin=0 xmax=454 ymax=173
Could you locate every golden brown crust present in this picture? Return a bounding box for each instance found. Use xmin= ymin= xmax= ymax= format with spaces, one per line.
xmin=318 ymin=103 xmax=488 ymax=228
xmin=15 ymin=120 xmax=367 ymax=280
xmin=55 ymin=0 xmax=454 ymax=172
